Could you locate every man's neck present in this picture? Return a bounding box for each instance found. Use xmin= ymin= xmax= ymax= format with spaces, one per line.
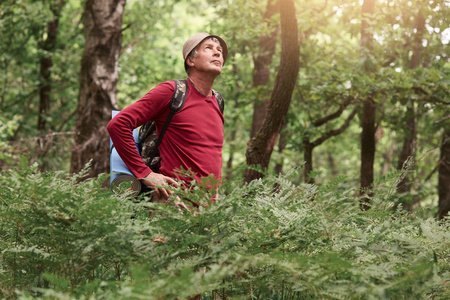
xmin=188 ymin=73 xmax=216 ymax=96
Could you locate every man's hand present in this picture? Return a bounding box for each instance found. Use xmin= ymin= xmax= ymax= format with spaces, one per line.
xmin=142 ymin=172 xmax=178 ymax=199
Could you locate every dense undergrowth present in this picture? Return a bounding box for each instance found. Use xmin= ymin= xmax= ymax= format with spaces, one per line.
xmin=0 ymin=161 xmax=449 ymax=299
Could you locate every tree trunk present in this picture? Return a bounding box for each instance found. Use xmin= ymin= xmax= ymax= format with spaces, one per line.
xmin=360 ymin=98 xmax=376 ymax=208
xmin=70 ymin=0 xmax=125 ymax=178
xmin=37 ymin=21 xmax=58 ymax=133
xmin=244 ymin=0 xmax=300 ymax=183
xmin=408 ymin=8 xmax=425 ymax=71
xmin=226 ymin=49 xmax=241 ymax=180
xmin=328 ymin=151 xmax=339 ymax=177
xmin=274 ymin=123 xmax=287 ymax=175
xmin=250 ymin=0 xmax=280 ymax=138
xmin=395 ymin=7 xmax=424 ymax=211
xmin=395 ymin=106 xmax=416 ymax=208
xmin=303 ymin=137 xmax=314 ymax=184
xmin=37 ymin=1 xmax=66 ymax=169
xmin=359 ymin=0 xmax=376 ymax=210
xmin=437 ymin=129 xmax=450 ymax=220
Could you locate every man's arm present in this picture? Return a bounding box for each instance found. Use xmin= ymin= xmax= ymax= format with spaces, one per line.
xmin=107 ymin=81 xmax=176 ymax=198
xmin=107 ymin=109 xmax=152 ymax=179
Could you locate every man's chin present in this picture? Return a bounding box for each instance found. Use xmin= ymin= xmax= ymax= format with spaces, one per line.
xmin=207 ymin=68 xmax=222 ymax=77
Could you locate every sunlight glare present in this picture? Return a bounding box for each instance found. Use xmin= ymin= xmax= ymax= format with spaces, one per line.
xmin=442 ymin=28 xmax=450 ymax=44
xmin=333 ymin=6 xmax=342 ymax=17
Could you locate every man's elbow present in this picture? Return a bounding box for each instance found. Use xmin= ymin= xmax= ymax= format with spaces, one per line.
xmin=106 ymin=119 xmax=117 ymax=136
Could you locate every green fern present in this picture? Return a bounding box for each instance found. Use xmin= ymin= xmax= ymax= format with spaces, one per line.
xmin=0 ymin=164 xmax=449 ymax=299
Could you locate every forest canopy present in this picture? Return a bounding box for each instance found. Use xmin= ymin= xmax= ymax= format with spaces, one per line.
xmin=2 ymin=0 xmax=448 ymax=211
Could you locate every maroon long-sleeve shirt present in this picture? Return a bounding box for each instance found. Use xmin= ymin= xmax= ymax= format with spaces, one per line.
xmin=107 ymin=79 xmax=224 ymax=187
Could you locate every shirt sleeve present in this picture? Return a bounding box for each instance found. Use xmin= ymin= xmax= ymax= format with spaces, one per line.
xmin=107 ymin=81 xmax=175 ymax=179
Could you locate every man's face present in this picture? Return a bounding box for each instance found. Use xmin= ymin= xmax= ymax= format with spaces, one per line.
xmin=188 ymin=39 xmax=224 ymax=75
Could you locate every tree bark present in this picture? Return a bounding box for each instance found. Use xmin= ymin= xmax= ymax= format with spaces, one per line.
xmin=327 ymin=151 xmax=339 ymax=177
xmin=36 ymin=1 xmax=66 ymax=169
xmin=226 ymin=49 xmax=241 ymax=180
xmin=37 ymin=19 xmax=59 ymax=133
xmin=274 ymin=123 xmax=287 ymax=175
xmin=304 ymin=136 xmax=314 ymax=184
xmin=244 ymin=0 xmax=300 ymax=183
xmin=360 ymin=98 xmax=376 ymax=191
xmin=395 ymin=8 xmax=424 ymax=211
xmin=359 ymin=0 xmax=376 ymax=210
xmin=437 ymin=129 xmax=450 ymax=220
xmin=408 ymin=8 xmax=425 ymax=71
xmin=250 ymin=0 xmax=280 ymax=138
xmin=70 ymin=0 xmax=125 ymax=178
xmin=395 ymin=106 xmax=416 ymax=207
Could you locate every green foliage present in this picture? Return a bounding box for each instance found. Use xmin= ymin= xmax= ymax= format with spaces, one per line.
xmin=0 ymin=161 xmax=136 ymax=298
xmin=0 ymin=113 xmax=21 ymax=166
xmin=0 ymin=0 xmax=83 ymax=172
xmin=118 ymin=0 xmax=218 ymax=108
xmin=1 ymin=164 xmax=449 ymax=299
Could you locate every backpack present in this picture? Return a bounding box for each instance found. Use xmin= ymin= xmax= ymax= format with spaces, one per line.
xmin=138 ymin=79 xmax=225 ymax=173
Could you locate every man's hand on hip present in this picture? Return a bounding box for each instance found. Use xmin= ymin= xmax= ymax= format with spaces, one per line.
xmin=142 ymin=172 xmax=177 ymax=199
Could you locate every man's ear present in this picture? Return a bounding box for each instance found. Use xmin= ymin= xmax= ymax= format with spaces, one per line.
xmin=186 ymin=56 xmax=195 ymax=68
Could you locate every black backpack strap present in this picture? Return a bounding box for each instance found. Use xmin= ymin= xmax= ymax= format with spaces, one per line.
xmin=213 ymin=89 xmax=225 ymax=114
xmin=148 ymin=80 xmax=188 ymax=161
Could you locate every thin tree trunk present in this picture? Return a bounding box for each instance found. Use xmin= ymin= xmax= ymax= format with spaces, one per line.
xmin=304 ymin=137 xmax=314 ymax=184
xmin=359 ymin=0 xmax=376 ymax=210
xmin=437 ymin=130 xmax=450 ymax=220
xmin=360 ymin=99 xmax=376 ymax=187
xmin=250 ymin=0 xmax=280 ymax=138
xmin=395 ymin=107 xmax=416 ymax=208
xmin=382 ymin=140 xmax=396 ymax=175
xmin=327 ymin=151 xmax=339 ymax=177
xmin=36 ymin=1 xmax=66 ymax=169
xmin=274 ymin=123 xmax=287 ymax=175
xmin=70 ymin=0 xmax=126 ymax=178
xmin=395 ymin=7 xmax=424 ymax=211
xmin=244 ymin=0 xmax=300 ymax=183
xmin=226 ymin=49 xmax=241 ymax=180
xmin=408 ymin=8 xmax=425 ymax=71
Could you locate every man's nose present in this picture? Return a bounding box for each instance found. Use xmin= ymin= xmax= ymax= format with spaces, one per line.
xmin=213 ymin=48 xmax=221 ymax=57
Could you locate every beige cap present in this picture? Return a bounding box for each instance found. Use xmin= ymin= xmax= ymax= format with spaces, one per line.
xmin=182 ymin=33 xmax=228 ymax=71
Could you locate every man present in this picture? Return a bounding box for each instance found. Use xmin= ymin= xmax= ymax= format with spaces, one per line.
xmin=107 ymin=33 xmax=228 ymax=203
